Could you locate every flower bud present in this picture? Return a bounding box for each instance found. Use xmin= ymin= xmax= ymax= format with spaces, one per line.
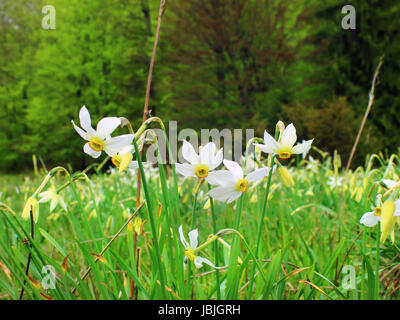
xmin=22 ymin=197 xmax=39 ymax=224
xmin=277 ymin=166 xmax=294 ymax=187
xmin=119 ymin=152 xmax=133 ymax=173
xmin=380 ymin=200 xmax=396 ymax=243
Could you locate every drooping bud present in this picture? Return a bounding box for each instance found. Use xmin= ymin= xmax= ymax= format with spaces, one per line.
xmin=119 ymin=152 xmax=133 ymax=173
xmin=22 ymin=197 xmax=39 ymax=224
xmin=380 ymin=200 xmax=396 ymax=244
xmin=277 ymin=166 xmax=295 ymax=187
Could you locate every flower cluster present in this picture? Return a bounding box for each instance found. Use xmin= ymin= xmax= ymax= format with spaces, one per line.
xmin=72 ymin=106 xmax=137 ymax=171
xmin=360 ymin=179 xmax=400 ymax=243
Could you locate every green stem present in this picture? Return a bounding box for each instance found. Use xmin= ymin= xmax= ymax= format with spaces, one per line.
xmin=132 ymin=138 xmax=167 ymax=299
xmin=247 ymin=155 xmax=275 ymax=298
xmin=208 ymin=184 xmax=221 ymax=299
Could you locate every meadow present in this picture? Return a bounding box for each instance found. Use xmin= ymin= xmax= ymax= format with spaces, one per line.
xmin=1 ymin=0 xmax=400 ymax=302
xmin=1 ymin=118 xmax=400 ymax=300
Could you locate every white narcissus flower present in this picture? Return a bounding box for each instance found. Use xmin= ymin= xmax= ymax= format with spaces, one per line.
xmin=207 ymin=160 xmax=271 ymax=204
xmin=176 ymin=140 xmax=223 ymax=180
xmin=254 ymin=123 xmax=313 ymax=160
xmin=39 ymin=186 xmax=68 ymax=212
xmin=71 ymin=106 xmax=134 ymax=159
xmin=327 ymin=176 xmax=344 ymax=188
xmin=382 ymin=179 xmax=400 ymax=190
xmin=108 ymin=145 xmax=138 ymax=171
xmin=360 ymin=200 xmax=400 ymax=227
xmin=178 ymin=225 xmax=218 ymax=269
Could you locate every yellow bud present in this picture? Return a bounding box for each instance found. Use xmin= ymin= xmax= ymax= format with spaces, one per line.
xmin=119 ymin=152 xmax=133 ymax=173
xmin=134 ymin=217 xmax=143 ymax=234
xmin=277 ymin=167 xmax=294 ymax=187
xmin=380 ymin=200 xmax=396 ymax=243
xmin=276 ymin=120 xmax=285 ymax=141
xmin=203 ymin=199 xmax=211 ymax=209
xmin=22 ymin=197 xmax=39 ymax=224
xmin=88 ymin=209 xmax=97 ymax=221
xmin=355 ymin=187 xmax=363 ymax=203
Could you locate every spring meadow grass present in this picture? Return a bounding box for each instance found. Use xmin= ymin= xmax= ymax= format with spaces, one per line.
xmin=1 ymin=117 xmax=400 ymax=300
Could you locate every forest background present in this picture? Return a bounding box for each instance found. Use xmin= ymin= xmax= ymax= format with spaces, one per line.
xmin=1 ymin=0 xmax=399 ymax=171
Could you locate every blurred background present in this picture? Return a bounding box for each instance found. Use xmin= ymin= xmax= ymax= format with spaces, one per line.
xmin=1 ymin=0 xmax=399 ymax=172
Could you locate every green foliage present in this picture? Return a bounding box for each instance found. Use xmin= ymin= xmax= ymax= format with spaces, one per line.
xmin=1 ymin=0 xmax=400 ymax=171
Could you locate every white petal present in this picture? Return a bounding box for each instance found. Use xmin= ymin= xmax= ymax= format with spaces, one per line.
xmin=79 ymin=106 xmax=95 ymax=135
xmin=50 ymin=198 xmax=57 ymax=212
xmin=38 ymin=191 xmax=52 ymax=203
xmin=246 ymin=167 xmax=270 ymax=183
xmin=182 ymin=140 xmax=199 ymax=164
xmin=360 ymin=211 xmax=380 ymax=227
xmin=208 ymin=186 xmax=237 ymax=203
xmin=175 ymin=163 xmax=195 ymax=178
xmin=96 ymin=117 xmax=121 ymax=139
xmin=71 ymin=120 xmax=88 ymax=140
xmin=226 ymin=190 xmax=242 ymax=204
xmin=83 ymin=143 xmax=102 ymax=158
xmin=292 ymin=139 xmax=313 ymax=155
xmin=263 ymin=130 xmax=280 ymax=151
xmin=206 ymin=170 xmax=236 ymax=187
xmin=194 ymin=256 xmax=218 ymax=269
xmin=254 ymin=143 xmax=275 ymax=154
xmin=394 ymin=201 xmax=400 ymax=217
xmin=118 ymin=145 xmax=134 ymax=156
xmin=209 ymin=147 xmax=224 ymax=170
xmin=188 ymin=229 xmax=198 ymax=249
xmin=199 ymin=142 xmax=216 ymax=167
xmin=104 ymin=134 xmax=134 ymax=156
xmin=193 ymin=257 xmax=204 ymax=269
xmin=280 ymin=123 xmax=297 ymax=148
xmin=178 ymin=225 xmax=189 ymax=249
xmin=223 ymin=159 xmax=243 ymax=180
xmin=382 ymin=179 xmax=398 ymax=189
xmin=60 ymin=198 xmax=68 ymax=212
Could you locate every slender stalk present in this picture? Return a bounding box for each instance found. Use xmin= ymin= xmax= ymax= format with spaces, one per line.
xmin=345 ymin=55 xmax=384 ymax=173
xmin=375 ymin=224 xmax=380 ymax=299
xmin=71 ymin=201 xmax=145 ymax=295
xmin=19 ymin=206 xmax=34 ymax=300
xmin=136 ymin=0 xmax=167 ymax=221
xmin=247 ymin=156 xmax=275 ymax=298
xmin=208 ymin=185 xmax=221 ymax=299
xmin=190 ymin=179 xmax=204 ymax=229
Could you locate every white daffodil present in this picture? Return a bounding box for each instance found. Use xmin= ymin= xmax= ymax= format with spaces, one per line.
xmin=382 ymin=179 xmax=400 ymax=190
xmin=39 ymin=186 xmax=67 ymax=212
xmin=207 ymin=159 xmax=271 ymax=204
xmin=108 ymin=145 xmax=138 ymax=171
xmin=178 ymin=225 xmax=218 ymax=269
xmin=360 ymin=197 xmax=400 ymax=227
xmin=254 ymin=123 xmax=313 ymax=160
xmin=327 ymin=176 xmax=344 ymax=188
xmin=176 ymin=140 xmax=223 ymax=180
xmin=72 ymin=106 xmax=134 ymax=159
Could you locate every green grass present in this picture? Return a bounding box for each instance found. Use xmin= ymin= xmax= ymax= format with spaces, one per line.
xmin=1 ymin=148 xmax=400 ymax=300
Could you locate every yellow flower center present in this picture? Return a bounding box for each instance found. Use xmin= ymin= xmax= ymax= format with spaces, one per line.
xmin=236 ymin=178 xmax=249 ymax=193
xmin=111 ymin=155 xmax=122 ymax=168
xmin=276 ymin=146 xmax=292 ymax=160
xmin=373 ymin=207 xmax=382 ymax=217
xmin=194 ymin=164 xmax=209 ymax=179
xmin=184 ymin=248 xmax=196 ymax=261
xmin=89 ymin=137 xmax=105 ymax=152
xmin=278 ymin=152 xmax=291 ymax=160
